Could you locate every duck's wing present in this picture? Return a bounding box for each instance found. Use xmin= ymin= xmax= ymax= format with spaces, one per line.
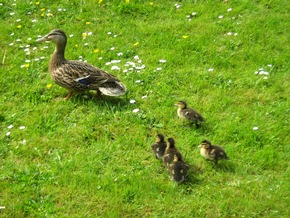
xmin=67 ymin=60 xmax=127 ymax=96
xmin=214 ymin=146 xmax=229 ymax=160
xmin=184 ymin=108 xmax=205 ymax=122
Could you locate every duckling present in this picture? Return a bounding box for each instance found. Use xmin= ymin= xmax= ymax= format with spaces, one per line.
xmin=175 ymin=100 xmax=204 ymax=128
xmin=168 ymin=154 xmax=189 ymax=183
xmin=163 ymin=138 xmax=183 ymax=168
xmin=198 ymin=140 xmax=229 ymax=165
xmin=37 ymin=29 xmax=126 ymax=99
xmin=151 ymin=134 xmax=167 ymax=159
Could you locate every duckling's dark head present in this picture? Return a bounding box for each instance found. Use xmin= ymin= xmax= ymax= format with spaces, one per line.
xmin=198 ymin=140 xmax=212 ymax=149
xmin=37 ymin=29 xmax=67 ymax=45
xmin=175 ymin=100 xmax=187 ymax=109
xmin=156 ymin=134 xmax=165 ymax=142
xmin=167 ymin=138 xmax=175 ymax=148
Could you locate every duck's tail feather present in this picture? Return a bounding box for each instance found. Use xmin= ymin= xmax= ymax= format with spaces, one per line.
xmin=98 ymin=81 xmax=127 ymax=96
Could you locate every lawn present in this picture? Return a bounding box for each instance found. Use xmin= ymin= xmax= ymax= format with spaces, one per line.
xmin=0 ymin=0 xmax=289 ymax=217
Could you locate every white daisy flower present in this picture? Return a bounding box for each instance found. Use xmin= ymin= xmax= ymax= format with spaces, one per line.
xmin=111 ymin=66 xmax=120 ymax=71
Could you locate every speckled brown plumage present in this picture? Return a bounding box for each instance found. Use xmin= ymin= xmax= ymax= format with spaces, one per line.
xmin=175 ymin=100 xmax=204 ymax=128
xmin=37 ymin=29 xmax=126 ymax=99
xmin=151 ymin=134 xmax=167 ymax=159
xmin=163 ymin=138 xmax=183 ymax=168
xmin=168 ymin=154 xmax=189 ymax=183
xmin=198 ymin=140 xmax=229 ymax=164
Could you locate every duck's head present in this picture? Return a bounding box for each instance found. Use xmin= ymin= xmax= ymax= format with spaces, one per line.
xmin=156 ymin=134 xmax=165 ymax=143
xmin=175 ymin=100 xmax=187 ymax=109
xmin=198 ymin=140 xmax=211 ymax=149
xmin=167 ymin=138 xmax=175 ymax=148
xmin=37 ymin=29 xmax=67 ymax=45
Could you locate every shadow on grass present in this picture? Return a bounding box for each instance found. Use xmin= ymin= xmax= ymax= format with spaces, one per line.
xmin=185 ymin=174 xmax=202 ymax=186
xmin=199 ymin=159 xmax=236 ymax=173
xmin=195 ymin=122 xmax=213 ymax=135
xmin=180 ymin=122 xmax=212 ymax=136
xmin=178 ymin=161 xmax=236 ymax=193
xmin=178 ymin=164 xmax=203 ymax=188
xmin=67 ymin=92 xmax=129 ymax=109
xmin=214 ymin=160 xmax=236 ymax=173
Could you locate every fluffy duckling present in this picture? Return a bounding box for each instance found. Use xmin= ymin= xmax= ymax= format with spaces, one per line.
xmin=198 ymin=140 xmax=229 ymax=164
xmin=37 ymin=29 xmax=126 ymax=99
xmin=175 ymin=100 xmax=204 ymax=128
xmin=168 ymin=154 xmax=189 ymax=183
xmin=163 ymin=138 xmax=183 ymax=168
xmin=151 ymin=134 xmax=167 ymax=159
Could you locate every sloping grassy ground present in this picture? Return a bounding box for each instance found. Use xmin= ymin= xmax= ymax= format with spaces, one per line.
xmin=0 ymin=0 xmax=289 ymax=217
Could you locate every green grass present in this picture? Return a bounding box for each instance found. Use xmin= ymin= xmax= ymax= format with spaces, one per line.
xmin=0 ymin=0 xmax=289 ymax=217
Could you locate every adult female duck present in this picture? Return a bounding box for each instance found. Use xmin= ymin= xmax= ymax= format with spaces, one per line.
xmin=37 ymin=29 xmax=126 ymax=99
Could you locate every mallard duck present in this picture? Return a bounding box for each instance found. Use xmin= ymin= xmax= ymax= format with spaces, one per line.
xmin=175 ymin=100 xmax=204 ymax=128
xmin=36 ymin=29 xmax=126 ymax=99
xmin=163 ymin=138 xmax=183 ymax=168
xmin=198 ymin=140 xmax=229 ymax=164
xmin=168 ymin=154 xmax=189 ymax=183
xmin=151 ymin=134 xmax=167 ymax=159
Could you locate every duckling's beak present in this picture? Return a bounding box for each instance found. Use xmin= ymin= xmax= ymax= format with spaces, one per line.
xmin=174 ymin=103 xmax=178 ymax=106
xmin=36 ymin=34 xmax=49 ymax=42
xmin=198 ymin=144 xmax=201 ymax=148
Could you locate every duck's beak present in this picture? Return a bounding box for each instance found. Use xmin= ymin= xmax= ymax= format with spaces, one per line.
xmin=36 ymin=34 xmax=49 ymax=42
xmin=174 ymin=103 xmax=178 ymax=106
xmin=198 ymin=144 xmax=201 ymax=148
